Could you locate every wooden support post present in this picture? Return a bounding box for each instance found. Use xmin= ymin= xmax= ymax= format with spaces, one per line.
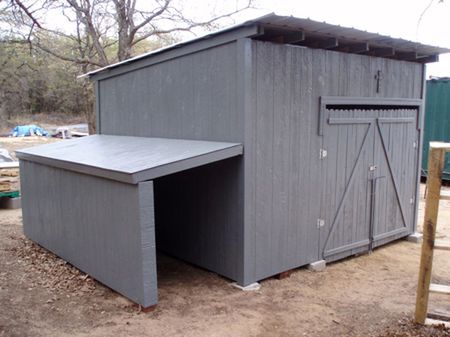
xmin=415 ymin=145 xmax=446 ymax=324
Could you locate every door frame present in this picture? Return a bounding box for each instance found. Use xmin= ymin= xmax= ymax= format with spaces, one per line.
xmin=318 ymin=96 xmax=423 ymax=259
xmin=319 ymin=97 xmax=423 ymax=137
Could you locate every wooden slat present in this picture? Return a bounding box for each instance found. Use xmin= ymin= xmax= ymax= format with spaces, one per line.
xmin=427 ymin=311 xmax=450 ymax=322
xmin=328 ymin=117 xmax=373 ymax=125
xmin=0 ymin=162 xmax=19 ymax=169
xmin=430 ymin=283 xmax=450 ymax=295
xmin=377 ymin=117 xmax=415 ymax=124
xmin=440 ymin=190 xmax=450 ymax=200
xmin=0 ymin=169 xmax=19 ymax=177
xmin=434 ymin=240 xmax=450 ymax=251
xmin=425 ymin=318 xmax=450 ymax=328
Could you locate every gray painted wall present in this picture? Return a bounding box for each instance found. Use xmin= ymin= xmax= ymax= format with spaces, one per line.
xmin=97 ymin=41 xmax=247 ymax=284
xmin=98 ymin=42 xmax=242 ymax=142
xmin=20 ymin=161 xmax=157 ymax=307
xmin=154 ymin=157 xmax=243 ymax=281
xmin=244 ymin=40 xmax=423 ymax=281
xmin=95 ymin=38 xmax=424 ymax=285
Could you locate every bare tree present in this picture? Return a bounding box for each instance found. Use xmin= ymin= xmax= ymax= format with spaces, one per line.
xmin=416 ymin=0 xmax=445 ymax=40
xmin=2 ymin=0 xmax=253 ymax=132
xmin=6 ymin=0 xmax=253 ymax=68
xmin=9 ymin=0 xmax=42 ymax=28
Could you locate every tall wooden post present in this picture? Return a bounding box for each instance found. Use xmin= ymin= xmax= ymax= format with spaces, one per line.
xmin=415 ymin=144 xmax=446 ymax=324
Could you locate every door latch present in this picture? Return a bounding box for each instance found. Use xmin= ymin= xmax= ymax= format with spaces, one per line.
xmin=317 ymin=219 xmax=325 ymax=229
xmin=369 ymin=165 xmax=378 ymax=171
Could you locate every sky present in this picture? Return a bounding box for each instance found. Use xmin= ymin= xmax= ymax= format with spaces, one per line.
xmin=38 ymin=0 xmax=450 ymax=77
xmin=239 ymin=0 xmax=450 ymax=77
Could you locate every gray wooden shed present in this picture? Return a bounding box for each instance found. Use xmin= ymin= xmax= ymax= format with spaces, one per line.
xmin=17 ymin=14 xmax=450 ymax=309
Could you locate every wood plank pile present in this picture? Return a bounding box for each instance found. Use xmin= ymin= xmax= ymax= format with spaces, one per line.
xmin=0 ymin=167 xmax=20 ymax=193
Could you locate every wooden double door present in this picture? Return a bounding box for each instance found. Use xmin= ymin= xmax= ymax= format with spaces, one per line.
xmin=320 ymin=107 xmax=419 ymax=260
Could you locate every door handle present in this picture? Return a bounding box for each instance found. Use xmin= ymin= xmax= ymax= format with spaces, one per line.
xmin=369 ymin=175 xmax=386 ymax=252
xmin=371 ymin=176 xmax=386 ymax=195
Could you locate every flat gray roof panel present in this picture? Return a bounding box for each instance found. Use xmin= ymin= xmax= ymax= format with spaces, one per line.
xmin=16 ymin=135 xmax=243 ymax=184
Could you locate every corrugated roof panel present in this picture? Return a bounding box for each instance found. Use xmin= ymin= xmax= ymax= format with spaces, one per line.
xmin=84 ymin=13 xmax=450 ymax=78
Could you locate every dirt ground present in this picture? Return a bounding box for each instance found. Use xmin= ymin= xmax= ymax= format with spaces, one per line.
xmin=2 ymin=137 xmax=450 ymax=337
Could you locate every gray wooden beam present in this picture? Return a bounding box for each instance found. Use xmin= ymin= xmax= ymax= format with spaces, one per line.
xmin=319 ymin=96 xmax=422 ymax=136
xmin=278 ymin=31 xmax=305 ymax=44
xmin=393 ymin=51 xmax=438 ymax=63
xmin=367 ymin=46 xmax=395 ymax=57
xmin=346 ymin=42 xmax=370 ymax=53
xmin=255 ymin=26 xmax=305 ymax=45
xmin=417 ymin=54 xmax=439 ymax=63
xmin=313 ymin=37 xmax=339 ymax=49
xmin=394 ymin=51 xmax=417 ymax=60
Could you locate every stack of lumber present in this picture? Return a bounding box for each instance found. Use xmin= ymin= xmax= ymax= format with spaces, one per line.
xmin=0 ymin=163 xmax=20 ymax=193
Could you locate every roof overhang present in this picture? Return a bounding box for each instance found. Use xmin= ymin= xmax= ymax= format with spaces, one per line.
xmin=83 ymin=13 xmax=450 ymax=79
xmin=16 ymin=135 xmax=243 ymax=184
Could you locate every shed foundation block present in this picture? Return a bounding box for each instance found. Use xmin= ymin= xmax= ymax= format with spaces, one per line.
xmin=231 ymin=282 xmax=261 ymax=291
xmin=308 ymin=260 xmax=326 ymax=272
xmin=406 ymin=232 xmax=423 ymax=243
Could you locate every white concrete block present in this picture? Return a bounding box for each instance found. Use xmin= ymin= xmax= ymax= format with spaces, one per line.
xmin=406 ymin=232 xmax=423 ymax=243
xmin=308 ymin=260 xmax=326 ymax=272
xmin=231 ymin=282 xmax=261 ymax=291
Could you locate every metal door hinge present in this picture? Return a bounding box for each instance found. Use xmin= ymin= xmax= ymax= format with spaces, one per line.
xmin=413 ymin=141 xmax=417 ymax=148
xmin=320 ymin=149 xmax=327 ymax=159
xmin=410 ymin=197 xmax=415 ymax=205
xmin=317 ymin=219 xmax=325 ymax=229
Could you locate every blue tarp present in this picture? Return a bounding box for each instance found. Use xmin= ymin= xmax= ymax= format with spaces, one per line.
xmin=10 ymin=125 xmax=49 ymax=137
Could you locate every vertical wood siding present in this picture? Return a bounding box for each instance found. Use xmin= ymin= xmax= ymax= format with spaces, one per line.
xmin=98 ymin=42 xmax=242 ymax=142
xmin=20 ymin=161 xmax=157 ymax=307
xmin=320 ymin=108 xmax=418 ymax=261
xmin=247 ymin=40 xmax=423 ymax=280
xmin=97 ymin=42 xmax=246 ymax=284
xmin=94 ymin=38 xmax=423 ymax=285
xmin=154 ymin=157 xmax=243 ymax=281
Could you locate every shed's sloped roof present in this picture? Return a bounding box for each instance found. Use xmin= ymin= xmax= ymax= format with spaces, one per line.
xmin=16 ymin=135 xmax=243 ymax=184
xmin=254 ymin=15 xmax=449 ymax=60
xmin=84 ymin=13 xmax=450 ymax=78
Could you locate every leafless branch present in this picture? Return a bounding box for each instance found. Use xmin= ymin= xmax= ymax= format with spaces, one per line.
xmin=34 ymin=40 xmax=104 ymax=67
xmin=130 ymin=0 xmax=170 ymax=36
xmin=10 ymin=0 xmax=42 ymax=27
xmin=131 ymin=0 xmax=252 ymax=46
